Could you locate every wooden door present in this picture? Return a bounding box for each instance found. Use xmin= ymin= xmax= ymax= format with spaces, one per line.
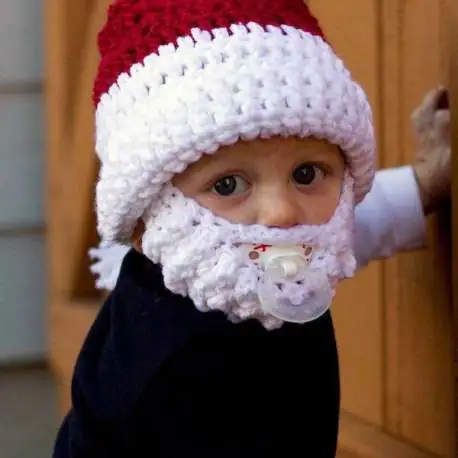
xmin=307 ymin=0 xmax=455 ymax=456
xmin=44 ymin=1 xmax=456 ymax=456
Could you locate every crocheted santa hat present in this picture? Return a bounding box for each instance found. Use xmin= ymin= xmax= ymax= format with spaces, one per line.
xmin=93 ymin=0 xmax=376 ymax=248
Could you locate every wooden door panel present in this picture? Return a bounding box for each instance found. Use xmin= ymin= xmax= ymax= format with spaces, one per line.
xmin=381 ymin=1 xmax=453 ymax=455
xmin=309 ymin=1 xmax=454 ymax=456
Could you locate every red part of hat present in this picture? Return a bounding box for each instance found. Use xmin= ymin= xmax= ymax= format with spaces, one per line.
xmin=93 ymin=0 xmax=326 ymax=106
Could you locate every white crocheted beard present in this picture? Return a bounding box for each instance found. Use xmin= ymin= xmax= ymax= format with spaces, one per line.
xmin=142 ymin=172 xmax=357 ymax=330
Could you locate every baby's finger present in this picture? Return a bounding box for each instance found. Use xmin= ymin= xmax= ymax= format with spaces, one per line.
xmin=412 ymin=86 xmax=446 ymax=133
xmin=433 ymin=109 xmax=451 ymax=142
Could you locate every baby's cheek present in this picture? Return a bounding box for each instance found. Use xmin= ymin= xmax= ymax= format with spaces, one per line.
xmin=312 ymin=201 xmax=338 ymax=224
xmin=300 ymin=187 xmax=342 ymax=225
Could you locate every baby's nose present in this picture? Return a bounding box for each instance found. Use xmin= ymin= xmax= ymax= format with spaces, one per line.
xmin=257 ymin=189 xmax=302 ymax=228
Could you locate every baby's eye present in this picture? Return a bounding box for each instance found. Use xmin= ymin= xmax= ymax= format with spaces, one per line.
xmin=211 ymin=175 xmax=248 ymax=196
xmin=291 ymin=163 xmax=325 ymax=186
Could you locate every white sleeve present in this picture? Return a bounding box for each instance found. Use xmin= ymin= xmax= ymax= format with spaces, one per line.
xmin=354 ymin=165 xmax=427 ymax=270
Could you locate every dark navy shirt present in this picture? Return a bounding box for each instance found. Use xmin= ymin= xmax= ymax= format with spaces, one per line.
xmin=53 ymin=249 xmax=340 ymax=457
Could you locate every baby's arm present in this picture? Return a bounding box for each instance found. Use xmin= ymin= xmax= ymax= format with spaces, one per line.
xmin=354 ymin=86 xmax=450 ymax=270
xmin=354 ymin=166 xmax=425 ymax=270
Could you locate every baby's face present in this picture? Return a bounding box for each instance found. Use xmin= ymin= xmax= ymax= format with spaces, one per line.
xmin=172 ymin=137 xmax=345 ymax=227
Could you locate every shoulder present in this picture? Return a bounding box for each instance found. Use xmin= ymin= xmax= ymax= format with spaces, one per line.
xmin=77 ymin=249 xmax=235 ymax=396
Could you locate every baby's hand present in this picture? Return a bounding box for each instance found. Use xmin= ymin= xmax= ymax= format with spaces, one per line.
xmin=411 ymin=86 xmax=451 ymax=215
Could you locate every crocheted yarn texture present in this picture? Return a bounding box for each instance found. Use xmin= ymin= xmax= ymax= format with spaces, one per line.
xmin=93 ymin=0 xmax=376 ymax=245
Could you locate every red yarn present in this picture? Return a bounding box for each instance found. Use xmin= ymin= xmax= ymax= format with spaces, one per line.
xmin=93 ymin=0 xmax=326 ymax=106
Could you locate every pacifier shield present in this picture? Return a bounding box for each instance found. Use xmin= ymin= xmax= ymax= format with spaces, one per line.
xmin=258 ymin=266 xmax=333 ymax=324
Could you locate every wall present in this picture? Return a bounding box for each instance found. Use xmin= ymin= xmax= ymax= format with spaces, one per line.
xmin=0 ymin=0 xmax=46 ymax=363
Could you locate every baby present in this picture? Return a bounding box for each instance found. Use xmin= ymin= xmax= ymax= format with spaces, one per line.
xmin=53 ymin=1 xmax=451 ymax=457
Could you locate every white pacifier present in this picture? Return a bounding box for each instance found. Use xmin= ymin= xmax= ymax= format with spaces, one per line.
xmin=241 ymin=243 xmax=333 ymax=324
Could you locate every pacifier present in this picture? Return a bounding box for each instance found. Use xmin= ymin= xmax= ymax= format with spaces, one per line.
xmin=241 ymin=243 xmax=333 ymax=324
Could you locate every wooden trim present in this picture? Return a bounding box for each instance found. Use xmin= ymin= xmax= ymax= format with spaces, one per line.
xmin=61 ymin=0 xmax=110 ymax=298
xmin=48 ymin=298 xmax=100 ymax=382
xmin=378 ymin=0 xmax=404 ymax=434
xmin=339 ymin=411 xmax=443 ymax=458
xmin=43 ymin=0 xmax=96 ymax=301
xmin=449 ymin=0 xmax=458 ymax=454
xmin=43 ymin=0 xmax=70 ymax=301
xmin=62 ymin=0 xmax=94 ymax=129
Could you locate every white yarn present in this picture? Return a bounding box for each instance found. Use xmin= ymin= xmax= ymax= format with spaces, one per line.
xmin=140 ymin=172 xmax=356 ymax=330
xmin=88 ymin=241 xmax=130 ymax=290
xmin=94 ymin=23 xmax=375 ymax=245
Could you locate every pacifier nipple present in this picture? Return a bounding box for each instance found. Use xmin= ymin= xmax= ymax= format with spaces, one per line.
xmin=264 ymin=253 xmax=306 ymax=280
